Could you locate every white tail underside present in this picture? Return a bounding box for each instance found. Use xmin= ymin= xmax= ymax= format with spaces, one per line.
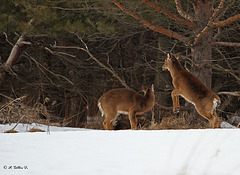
xmin=212 ymin=98 xmax=218 ymax=114
xmin=98 ymin=102 xmax=104 ymax=117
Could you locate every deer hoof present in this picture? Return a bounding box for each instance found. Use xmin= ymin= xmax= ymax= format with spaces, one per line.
xmin=173 ymin=110 xmax=180 ymax=114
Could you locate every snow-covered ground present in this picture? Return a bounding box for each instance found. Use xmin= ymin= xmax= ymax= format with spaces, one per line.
xmin=0 ymin=123 xmax=240 ymax=175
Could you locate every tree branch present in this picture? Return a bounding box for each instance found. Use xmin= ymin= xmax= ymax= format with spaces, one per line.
xmin=24 ymin=51 xmax=74 ymax=86
xmin=79 ymin=37 xmax=131 ymax=89
xmin=51 ymin=36 xmax=131 ymax=90
xmin=218 ymin=91 xmax=240 ymax=97
xmin=4 ymin=34 xmax=29 ymax=69
xmin=174 ymin=0 xmax=194 ymax=22
xmin=213 ymin=64 xmax=240 ymax=84
xmin=111 ymin=0 xmax=190 ymax=45
xmin=155 ymin=102 xmax=192 ymax=112
xmin=212 ymin=42 xmax=240 ymax=47
xmin=212 ymin=14 xmax=240 ymax=28
xmin=32 ymin=5 xmax=119 ymax=11
xmin=0 ymin=19 xmax=33 ymax=88
xmin=214 ymin=48 xmax=240 ymax=85
xmin=142 ymin=0 xmax=194 ymax=27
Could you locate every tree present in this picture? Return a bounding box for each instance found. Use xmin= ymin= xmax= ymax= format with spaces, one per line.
xmin=108 ymin=0 xmax=240 ymax=123
xmin=110 ymin=0 xmax=240 ymax=88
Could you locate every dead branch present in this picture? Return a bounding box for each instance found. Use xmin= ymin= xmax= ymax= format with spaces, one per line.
xmin=45 ymin=47 xmax=76 ymax=58
xmin=214 ymin=47 xmax=240 ymax=83
xmin=0 ymin=19 xmax=33 ymax=88
xmin=24 ymin=51 xmax=74 ymax=86
xmin=0 ymin=94 xmax=59 ymax=126
xmin=51 ymin=36 xmax=131 ymax=90
xmin=212 ymin=42 xmax=240 ymax=47
xmin=213 ymin=64 xmax=240 ymax=84
xmin=4 ymin=19 xmax=34 ymax=69
xmin=213 ymin=28 xmax=221 ymax=40
xmin=174 ymin=0 xmax=194 ymax=22
xmin=32 ymin=5 xmax=119 ymax=11
xmin=111 ymin=0 xmax=190 ymax=45
xmin=155 ymin=102 xmax=192 ymax=112
xmin=218 ymin=92 xmax=240 ymax=97
xmin=78 ymin=36 xmax=131 ymax=89
xmin=142 ymin=0 xmax=194 ymax=27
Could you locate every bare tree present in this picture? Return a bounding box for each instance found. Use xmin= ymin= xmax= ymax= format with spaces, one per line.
xmin=0 ymin=19 xmax=33 ymax=88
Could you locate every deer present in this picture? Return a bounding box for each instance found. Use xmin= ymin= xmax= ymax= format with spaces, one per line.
xmin=162 ymin=53 xmax=221 ymax=128
xmin=98 ymin=85 xmax=155 ymax=130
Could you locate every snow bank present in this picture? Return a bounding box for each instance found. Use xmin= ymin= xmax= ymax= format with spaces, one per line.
xmin=1 ymin=125 xmax=240 ymax=175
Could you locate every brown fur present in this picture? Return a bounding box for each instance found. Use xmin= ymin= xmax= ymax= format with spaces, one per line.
xmin=98 ymin=86 xmax=155 ymax=130
xmin=162 ymin=53 xmax=220 ymax=128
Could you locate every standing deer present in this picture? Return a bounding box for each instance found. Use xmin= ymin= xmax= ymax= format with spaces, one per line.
xmin=98 ymin=85 xmax=155 ymax=130
xmin=162 ymin=53 xmax=221 ymax=128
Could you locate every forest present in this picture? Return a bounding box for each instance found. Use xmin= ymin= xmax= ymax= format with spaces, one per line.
xmin=0 ymin=0 xmax=239 ymax=130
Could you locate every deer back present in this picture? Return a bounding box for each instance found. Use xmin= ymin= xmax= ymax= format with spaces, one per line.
xmin=98 ymin=86 xmax=155 ymax=115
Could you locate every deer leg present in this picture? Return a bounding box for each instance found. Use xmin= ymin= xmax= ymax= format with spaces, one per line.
xmin=175 ymin=95 xmax=180 ymax=112
xmin=212 ymin=111 xmax=220 ymax=128
xmin=129 ymin=110 xmax=137 ymax=130
xmin=196 ymin=109 xmax=219 ymax=129
xmin=103 ymin=119 xmax=114 ymax=130
xmin=103 ymin=112 xmax=118 ymax=130
xmin=171 ymin=89 xmax=180 ymax=113
xmin=207 ymin=113 xmax=219 ymax=129
xmin=196 ymin=101 xmax=220 ymax=129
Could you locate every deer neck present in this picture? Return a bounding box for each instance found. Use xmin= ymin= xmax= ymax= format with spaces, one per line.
xmin=144 ymin=92 xmax=155 ymax=104
xmin=169 ymin=60 xmax=184 ymax=78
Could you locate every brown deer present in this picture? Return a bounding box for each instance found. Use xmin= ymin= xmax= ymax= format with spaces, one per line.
xmin=98 ymin=85 xmax=155 ymax=130
xmin=162 ymin=53 xmax=221 ymax=128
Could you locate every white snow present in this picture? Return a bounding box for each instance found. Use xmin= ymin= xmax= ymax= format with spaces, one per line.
xmin=1 ymin=123 xmax=240 ymax=175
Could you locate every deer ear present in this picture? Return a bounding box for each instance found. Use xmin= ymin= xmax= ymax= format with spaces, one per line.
xmin=151 ymin=84 xmax=154 ymax=92
xmin=175 ymin=54 xmax=180 ymax=60
xmin=174 ymin=52 xmax=182 ymax=60
xmin=167 ymin=53 xmax=171 ymax=60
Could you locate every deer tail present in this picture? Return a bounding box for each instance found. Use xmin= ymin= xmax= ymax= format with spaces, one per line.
xmin=98 ymin=102 xmax=104 ymax=117
xmin=212 ymin=97 xmax=221 ymax=114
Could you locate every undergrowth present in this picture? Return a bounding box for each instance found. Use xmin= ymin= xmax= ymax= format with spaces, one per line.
xmin=0 ymin=96 xmax=63 ymax=133
xmin=0 ymin=96 xmax=228 ymax=131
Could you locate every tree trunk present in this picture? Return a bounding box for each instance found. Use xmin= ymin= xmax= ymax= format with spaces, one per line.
xmin=191 ymin=40 xmax=212 ymax=89
xmin=188 ymin=1 xmax=213 ymax=125
xmin=191 ymin=1 xmax=213 ymax=88
xmin=0 ymin=34 xmax=26 ymax=88
xmin=0 ymin=19 xmax=33 ymax=88
xmin=154 ymin=61 xmax=170 ymax=122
